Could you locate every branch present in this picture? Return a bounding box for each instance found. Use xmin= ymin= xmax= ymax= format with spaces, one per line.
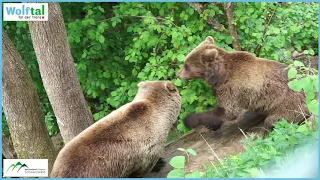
xmin=223 ymin=3 xmax=241 ymax=51
xmin=188 ymin=2 xmax=226 ymax=33
xmin=254 ymin=3 xmax=278 ymax=56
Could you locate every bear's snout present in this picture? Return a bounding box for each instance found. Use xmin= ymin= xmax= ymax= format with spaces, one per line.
xmin=176 ymin=70 xmax=181 ymax=78
xmin=176 ymin=69 xmax=187 ymax=80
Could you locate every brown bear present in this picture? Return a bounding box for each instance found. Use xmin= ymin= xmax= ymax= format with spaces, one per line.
xmin=50 ymin=81 xmax=181 ymax=178
xmin=176 ymin=36 xmax=310 ymax=131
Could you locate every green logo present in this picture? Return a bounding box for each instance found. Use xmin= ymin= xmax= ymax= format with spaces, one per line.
xmin=6 ymin=161 xmax=29 ymax=172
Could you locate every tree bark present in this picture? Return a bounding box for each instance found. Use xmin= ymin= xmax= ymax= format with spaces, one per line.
xmin=188 ymin=2 xmax=241 ymax=50
xmin=2 ymin=133 xmax=17 ymax=159
xmin=2 ymin=29 xmax=57 ymax=172
xmin=28 ymin=2 xmax=94 ymax=143
xmin=224 ymin=3 xmax=241 ymax=51
xmin=188 ymin=3 xmax=226 ymax=33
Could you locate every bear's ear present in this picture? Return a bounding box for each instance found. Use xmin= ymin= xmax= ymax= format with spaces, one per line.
xmin=205 ymin=36 xmax=214 ymax=44
xmin=138 ymin=81 xmax=147 ymax=88
xmin=201 ymin=48 xmax=218 ymax=65
xmin=165 ymin=82 xmax=177 ymax=93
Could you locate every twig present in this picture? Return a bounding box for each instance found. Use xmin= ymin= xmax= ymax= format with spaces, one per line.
xmin=254 ymin=3 xmax=279 ymax=55
xmin=198 ymin=132 xmax=225 ymax=168
xmin=238 ymin=127 xmax=249 ymax=139
xmin=209 ymin=160 xmax=219 ymax=173
xmin=224 ymin=2 xmax=241 ymax=50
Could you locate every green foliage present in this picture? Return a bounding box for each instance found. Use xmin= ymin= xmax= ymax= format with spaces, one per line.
xmin=2 ymin=2 xmax=318 ymax=139
xmin=44 ymin=112 xmax=60 ymax=136
xmin=203 ymin=119 xmax=318 ymax=178
xmin=234 ymin=2 xmax=318 ymax=63
xmin=167 ymin=148 xmax=202 ymax=178
xmin=286 ymin=60 xmax=318 ymax=116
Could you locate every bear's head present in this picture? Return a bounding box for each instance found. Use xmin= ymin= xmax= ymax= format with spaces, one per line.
xmin=176 ymin=36 xmax=225 ymax=80
xmin=134 ymin=81 xmax=181 ymax=122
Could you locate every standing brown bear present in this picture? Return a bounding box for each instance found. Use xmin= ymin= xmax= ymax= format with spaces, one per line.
xmin=177 ymin=36 xmax=310 ymax=131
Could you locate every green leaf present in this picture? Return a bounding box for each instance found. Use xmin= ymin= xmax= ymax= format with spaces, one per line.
xmin=167 ymin=169 xmax=185 ymax=178
xmin=93 ymin=113 xmax=100 ymax=121
xmin=225 ymin=36 xmax=233 ymax=44
xmin=273 ymin=28 xmax=280 ymax=34
xmin=235 ymin=9 xmax=243 ymax=16
xmin=248 ymin=8 xmax=254 ymax=14
xmin=307 ymin=99 xmax=318 ymax=116
xmin=112 ymin=21 xmax=117 ymax=27
xmin=101 ymin=84 xmax=106 ymax=90
xmin=103 ymin=72 xmax=111 ymax=78
xmin=111 ymin=91 xmax=117 ymax=97
xmin=287 ymin=68 xmax=297 ymax=79
xmin=300 ymin=77 xmax=312 ymax=93
xmin=138 ymin=72 xmax=146 ymax=79
xmin=98 ymin=35 xmax=105 ymax=43
xmin=186 ymin=149 xmax=197 ymax=156
xmin=98 ymin=6 xmax=105 ymax=12
xmin=169 ymin=156 xmax=185 ymax=169
xmin=288 ymin=79 xmax=302 ymax=92
xmin=177 ymin=54 xmax=185 ymax=62
xmin=293 ymin=60 xmax=305 ymax=67
xmin=132 ymin=69 xmax=138 ymax=76
xmin=130 ymin=9 xmax=139 ymax=16
xmin=177 ymin=148 xmax=186 ymax=152
xmin=81 ymin=52 xmax=87 ymax=58
xmin=296 ymin=124 xmax=309 ymax=135
xmin=309 ymin=49 xmax=315 ymax=55
xmin=159 ymin=8 xmax=164 ymax=16
xmin=174 ymin=79 xmax=183 ymax=87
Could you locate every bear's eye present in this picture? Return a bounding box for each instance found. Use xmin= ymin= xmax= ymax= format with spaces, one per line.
xmin=184 ymin=64 xmax=190 ymax=71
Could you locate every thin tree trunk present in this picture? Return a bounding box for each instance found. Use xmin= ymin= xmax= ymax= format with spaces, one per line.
xmin=188 ymin=2 xmax=227 ymax=33
xmin=28 ymin=2 xmax=94 ymax=143
xmin=224 ymin=3 xmax=241 ymax=51
xmin=188 ymin=2 xmax=241 ymax=50
xmin=2 ymin=133 xmax=17 ymax=159
xmin=2 ymin=29 xmax=57 ymax=172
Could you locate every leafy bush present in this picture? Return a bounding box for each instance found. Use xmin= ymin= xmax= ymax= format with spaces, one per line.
xmin=167 ymin=148 xmax=202 ymax=178
xmin=203 ymin=119 xmax=317 ymax=178
xmin=286 ymin=60 xmax=318 ymax=115
xmin=2 ymin=2 xmax=318 ymax=138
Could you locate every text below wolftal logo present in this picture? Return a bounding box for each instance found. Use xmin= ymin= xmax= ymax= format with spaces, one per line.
xmin=3 ymin=159 xmax=48 ymax=177
xmin=3 ymin=3 xmax=48 ymax=21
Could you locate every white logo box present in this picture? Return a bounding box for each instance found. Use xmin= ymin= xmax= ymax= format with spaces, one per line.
xmin=3 ymin=3 xmax=48 ymax=21
xmin=3 ymin=159 xmax=48 ymax=177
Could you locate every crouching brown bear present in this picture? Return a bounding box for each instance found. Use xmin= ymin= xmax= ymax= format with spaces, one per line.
xmin=50 ymin=81 xmax=181 ymax=178
xmin=177 ymin=36 xmax=310 ymax=131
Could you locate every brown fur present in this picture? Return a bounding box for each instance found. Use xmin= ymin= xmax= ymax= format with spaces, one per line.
xmin=50 ymin=81 xmax=181 ymax=178
xmin=177 ymin=36 xmax=310 ymax=130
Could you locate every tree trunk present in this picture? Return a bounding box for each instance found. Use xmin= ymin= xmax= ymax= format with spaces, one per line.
xmin=2 ymin=133 xmax=17 ymax=159
xmin=224 ymin=3 xmax=241 ymax=51
xmin=28 ymin=2 xmax=94 ymax=143
xmin=2 ymin=29 xmax=57 ymax=172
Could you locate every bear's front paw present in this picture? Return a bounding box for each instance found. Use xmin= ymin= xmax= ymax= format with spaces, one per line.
xmin=151 ymin=158 xmax=166 ymax=172
xmin=206 ymin=120 xmax=223 ymax=131
xmin=184 ymin=114 xmax=200 ymax=129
